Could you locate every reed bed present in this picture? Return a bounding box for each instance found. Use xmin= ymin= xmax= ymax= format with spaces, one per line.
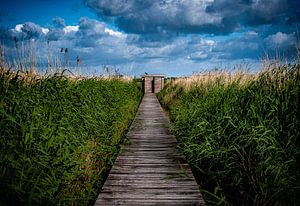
xmin=0 ymin=64 xmax=142 ymax=205
xmin=158 ymin=63 xmax=300 ymax=205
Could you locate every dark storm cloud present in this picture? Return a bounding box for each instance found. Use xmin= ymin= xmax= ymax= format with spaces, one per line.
xmin=85 ymin=0 xmax=223 ymax=35
xmin=213 ymin=31 xmax=263 ymax=60
xmin=46 ymin=28 xmax=64 ymax=41
xmin=246 ymin=0 xmax=288 ymax=25
xmin=0 ymin=22 xmax=46 ymax=47
xmin=0 ymin=27 xmax=16 ymax=47
xmin=21 ymin=22 xmax=44 ymax=38
xmin=75 ymin=17 xmax=107 ymax=47
xmin=207 ymin=0 xmax=300 ymax=29
xmin=85 ymin=0 xmax=299 ymax=35
xmin=52 ymin=17 xmax=66 ymax=28
xmin=212 ymin=30 xmax=297 ymax=60
xmin=288 ymin=0 xmax=300 ymax=23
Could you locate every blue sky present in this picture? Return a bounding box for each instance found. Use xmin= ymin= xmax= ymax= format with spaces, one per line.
xmin=0 ymin=0 xmax=299 ymax=76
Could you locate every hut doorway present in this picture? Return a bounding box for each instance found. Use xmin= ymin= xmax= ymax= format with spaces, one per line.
xmin=151 ymin=78 xmax=155 ymax=93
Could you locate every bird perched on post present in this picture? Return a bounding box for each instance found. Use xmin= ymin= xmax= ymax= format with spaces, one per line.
xmin=76 ymin=56 xmax=81 ymax=66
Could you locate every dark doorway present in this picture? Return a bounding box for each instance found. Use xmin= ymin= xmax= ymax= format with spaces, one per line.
xmin=142 ymin=78 xmax=145 ymax=94
xmin=151 ymin=78 xmax=155 ymax=93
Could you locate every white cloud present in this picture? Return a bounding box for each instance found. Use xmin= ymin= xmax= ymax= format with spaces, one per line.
xmin=104 ymin=28 xmax=126 ymax=38
xmin=41 ymin=28 xmax=49 ymax=35
xmin=14 ymin=24 xmax=23 ymax=32
xmin=73 ymin=47 xmax=93 ymax=53
xmin=14 ymin=24 xmax=53 ymax=35
xmin=266 ymin=32 xmax=296 ymax=48
xmin=63 ymin=25 xmax=79 ymax=33
xmin=201 ymin=39 xmax=216 ymax=46
xmin=188 ymin=51 xmax=208 ymax=60
xmin=182 ymin=0 xmax=222 ymax=25
xmin=246 ymin=31 xmax=258 ymax=36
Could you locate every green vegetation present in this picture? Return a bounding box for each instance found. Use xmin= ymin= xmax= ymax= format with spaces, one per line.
xmin=158 ymin=65 xmax=300 ymax=205
xmin=0 ymin=69 xmax=142 ymax=205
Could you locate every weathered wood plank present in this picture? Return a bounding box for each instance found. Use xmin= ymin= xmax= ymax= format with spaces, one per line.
xmin=106 ymin=176 xmax=195 ymax=181
xmin=95 ymin=200 xmax=203 ymax=206
xmin=94 ymin=93 xmax=205 ymax=205
xmin=99 ymin=193 xmax=202 ymax=200
xmin=95 ymin=198 xmax=205 ymax=206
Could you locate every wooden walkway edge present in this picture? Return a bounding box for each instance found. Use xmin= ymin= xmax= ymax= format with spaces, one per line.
xmin=94 ymin=93 xmax=205 ymax=205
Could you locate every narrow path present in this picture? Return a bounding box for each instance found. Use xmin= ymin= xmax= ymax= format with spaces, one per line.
xmin=94 ymin=93 xmax=205 ymax=205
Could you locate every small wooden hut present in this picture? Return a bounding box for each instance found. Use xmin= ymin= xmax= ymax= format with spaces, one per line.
xmin=141 ymin=74 xmax=165 ymax=93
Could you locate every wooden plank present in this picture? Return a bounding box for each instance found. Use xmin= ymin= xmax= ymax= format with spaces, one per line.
xmin=101 ymin=188 xmax=199 ymax=193
xmin=94 ymin=93 xmax=205 ymax=205
xmin=116 ymin=159 xmax=186 ymax=164
xmin=99 ymin=193 xmax=202 ymax=199
xmin=117 ymin=154 xmax=183 ymax=158
xmin=103 ymin=183 xmax=199 ymax=189
xmin=107 ymin=176 xmax=195 ymax=181
xmin=95 ymin=197 xmax=205 ymax=206
xmin=109 ymin=171 xmax=192 ymax=175
xmin=95 ymin=199 xmax=204 ymax=206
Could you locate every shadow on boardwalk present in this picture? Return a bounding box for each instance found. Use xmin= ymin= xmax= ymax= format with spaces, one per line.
xmin=94 ymin=93 xmax=205 ymax=206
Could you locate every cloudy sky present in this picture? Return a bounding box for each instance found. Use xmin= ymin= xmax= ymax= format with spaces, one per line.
xmin=0 ymin=0 xmax=299 ymax=76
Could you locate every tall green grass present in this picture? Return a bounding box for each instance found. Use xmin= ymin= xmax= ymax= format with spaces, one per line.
xmin=0 ymin=69 xmax=142 ymax=205
xmin=158 ymin=65 xmax=300 ymax=205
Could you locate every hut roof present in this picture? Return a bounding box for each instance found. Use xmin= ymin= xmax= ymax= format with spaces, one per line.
xmin=141 ymin=74 xmax=165 ymax=78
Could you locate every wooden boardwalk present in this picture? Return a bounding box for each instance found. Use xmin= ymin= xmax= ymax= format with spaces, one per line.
xmin=94 ymin=93 xmax=205 ymax=205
